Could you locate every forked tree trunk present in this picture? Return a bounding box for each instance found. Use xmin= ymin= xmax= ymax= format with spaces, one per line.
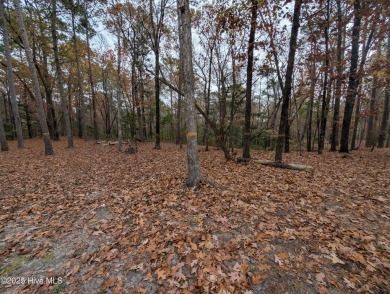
xmin=275 ymin=0 xmax=302 ymax=162
xmin=0 ymin=0 xmax=24 ymax=149
xmin=340 ymin=0 xmax=361 ymax=153
xmin=13 ymin=0 xmax=53 ymax=155
xmin=51 ymin=0 xmax=73 ymax=148
xmin=177 ymin=0 xmax=201 ymax=188
xmin=242 ymin=0 xmax=258 ymax=159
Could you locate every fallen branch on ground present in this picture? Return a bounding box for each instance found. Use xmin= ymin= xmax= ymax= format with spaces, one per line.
xmin=253 ymin=159 xmax=313 ymax=171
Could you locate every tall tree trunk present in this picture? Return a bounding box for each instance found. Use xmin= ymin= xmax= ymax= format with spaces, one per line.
xmin=24 ymin=100 xmax=33 ymax=139
xmin=275 ymin=0 xmax=302 ymax=162
xmin=330 ymin=0 xmax=343 ymax=151
xmin=204 ymin=45 xmax=213 ymax=151
xmin=307 ymin=49 xmax=316 ymax=152
xmin=71 ymin=1 xmax=86 ymax=139
xmin=219 ymin=69 xmax=227 ymax=152
xmin=285 ymin=117 xmax=290 ymax=153
xmin=175 ymin=11 xmax=182 ymax=147
xmin=31 ymin=20 xmax=59 ymax=141
xmin=117 ymin=29 xmax=123 ymax=151
xmin=340 ymin=0 xmax=361 ymax=153
xmin=229 ymin=40 xmax=237 ymax=152
xmin=2 ymin=94 xmax=9 ymax=122
xmin=154 ymin=48 xmax=161 ymax=149
xmin=365 ymin=76 xmax=377 ymax=147
xmin=318 ymin=0 xmax=330 ymax=154
xmin=351 ymin=93 xmax=361 ymax=150
xmin=51 ymin=0 xmax=73 ymax=148
xmin=0 ymin=104 xmax=9 ymax=151
xmin=242 ymin=0 xmax=258 ymax=159
xmin=137 ymin=65 xmax=145 ymax=141
xmin=40 ymin=48 xmax=59 ymax=141
xmin=85 ymin=3 xmax=98 ymax=140
xmin=178 ymin=0 xmax=201 ymax=188
xmin=378 ymin=29 xmax=390 ymax=148
xmin=13 ymin=0 xmax=53 ymax=155
xmin=351 ymin=27 xmax=374 ymax=150
xmin=176 ymin=10 xmax=183 ymax=148
xmin=0 ymin=0 xmax=23 ymax=148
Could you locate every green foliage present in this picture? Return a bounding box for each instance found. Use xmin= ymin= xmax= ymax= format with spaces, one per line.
xmin=161 ymin=112 xmax=174 ymax=126
xmin=0 ymin=255 xmax=31 ymax=276
xmin=52 ymin=280 xmax=68 ymax=294
xmin=4 ymin=121 xmax=15 ymax=140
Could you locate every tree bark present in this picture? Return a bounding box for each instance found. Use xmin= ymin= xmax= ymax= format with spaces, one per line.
xmin=154 ymin=48 xmax=161 ymax=149
xmin=0 ymin=104 xmax=9 ymax=151
xmin=330 ymin=0 xmax=343 ymax=151
xmin=178 ymin=0 xmax=201 ymax=188
xmin=365 ymin=76 xmax=377 ymax=147
xmin=378 ymin=29 xmax=390 ymax=148
xmin=13 ymin=0 xmax=53 ymax=155
xmin=351 ymin=27 xmax=374 ymax=150
xmin=33 ymin=36 xmax=59 ymax=141
xmin=51 ymin=0 xmax=73 ymax=148
xmin=149 ymin=0 xmax=166 ymax=149
xmin=339 ymin=0 xmax=361 ymax=153
xmin=318 ymin=0 xmax=330 ymax=154
xmin=275 ymin=0 xmax=302 ymax=162
xmin=0 ymin=0 xmax=24 ymax=149
xmin=71 ymin=0 xmax=86 ymax=139
xmin=242 ymin=0 xmax=258 ymax=159
xmin=204 ymin=45 xmax=213 ymax=151
xmin=117 ymin=29 xmax=123 ymax=151
xmin=85 ymin=1 xmax=98 ymax=140
xmin=176 ymin=14 xmax=183 ymax=148
xmin=307 ymin=48 xmax=316 ymax=152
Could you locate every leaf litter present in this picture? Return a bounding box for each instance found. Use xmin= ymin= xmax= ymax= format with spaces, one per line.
xmin=0 ymin=139 xmax=389 ymax=293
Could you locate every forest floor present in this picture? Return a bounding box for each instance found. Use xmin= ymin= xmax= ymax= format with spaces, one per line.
xmin=0 ymin=138 xmax=389 ymax=294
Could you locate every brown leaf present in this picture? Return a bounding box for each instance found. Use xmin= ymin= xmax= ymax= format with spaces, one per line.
xmin=36 ymin=249 xmax=48 ymax=258
xmin=102 ymin=278 xmax=116 ymax=289
xmin=72 ymin=264 xmax=80 ymax=275
xmin=251 ymin=274 xmax=267 ymax=285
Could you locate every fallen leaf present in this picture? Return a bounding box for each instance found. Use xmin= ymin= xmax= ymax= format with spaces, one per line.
xmin=251 ymin=274 xmax=267 ymax=285
xmin=327 ymin=254 xmax=345 ymax=264
xmin=316 ymin=272 xmax=326 ymax=284
xmin=102 ymin=278 xmax=116 ymax=289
